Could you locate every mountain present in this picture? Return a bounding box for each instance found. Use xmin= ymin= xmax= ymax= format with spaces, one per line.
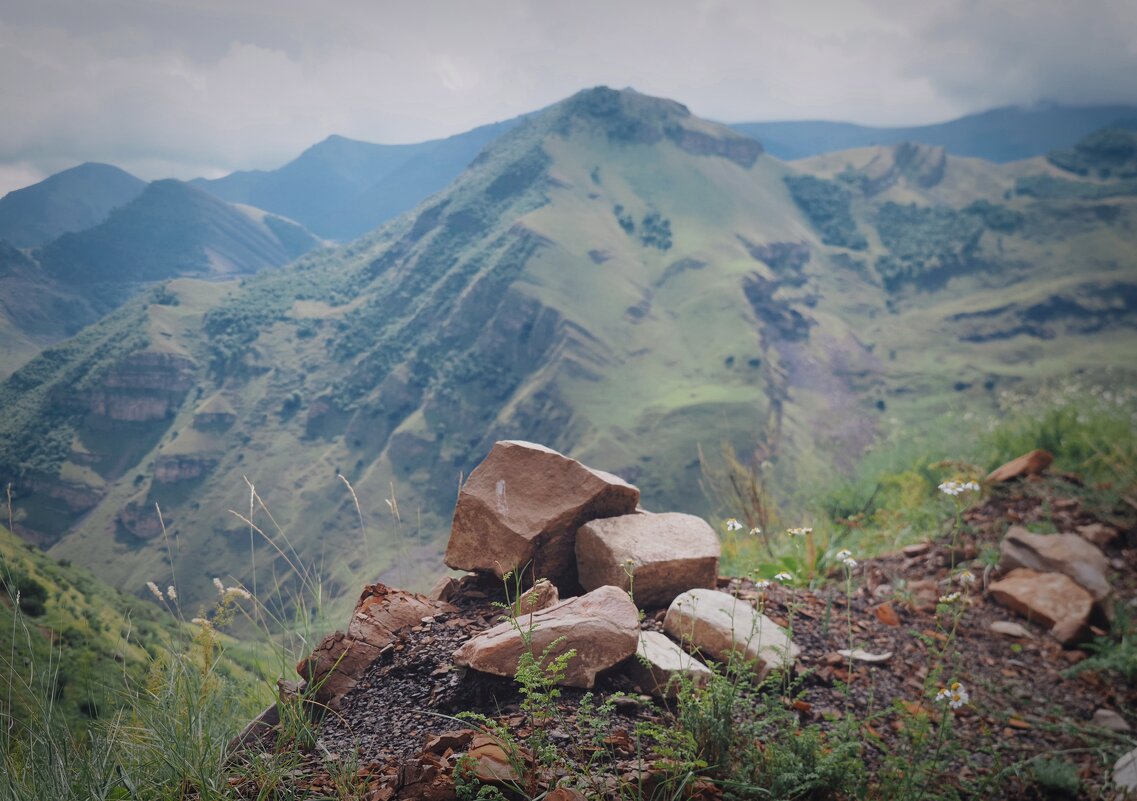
xmin=38 ymin=179 xmax=321 ymax=284
xmin=0 ymin=180 xmax=321 ymax=379
xmin=0 ymin=162 xmax=146 ymax=248
xmin=193 ymin=118 xmax=524 ymax=241
xmin=0 ymin=87 xmax=1134 ymax=619
xmin=731 ymin=103 xmax=1137 ymax=162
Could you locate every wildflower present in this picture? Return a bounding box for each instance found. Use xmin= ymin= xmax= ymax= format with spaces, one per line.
xmin=939 ymin=591 xmax=961 ymax=604
xmin=749 ymin=527 xmax=762 ymax=536
xmin=939 ymin=480 xmax=980 ymax=497
xmin=755 ymin=580 xmax=771 ymax=590
xmin=936 ymin=682 xmax=969 ymax=709
xmin=725 ymin=518 xmax=743 ymax=532
xmin=146 ymin=581 xmax=165 ymax=602
xmin=842 ymin=557 xmax=857 ymax=569
xmin=835 ymin=549 xmax=852 ymax=561
xmin=957 ymin=569 xmax=976 ymax=587
xmin=786 ymin=526 xmax=812 ymax=537
xmin=213 ymin=577 xmax=225 ymax=596
xmin=224 ymin=586 xmax=253 ymax=601
xmin=167 ymin=585 xmax=177 ymax=602
xmin=773 ymin=571 xmax=793 ymax=582
xmin=190 ymin=617 xmax=212 ymax=627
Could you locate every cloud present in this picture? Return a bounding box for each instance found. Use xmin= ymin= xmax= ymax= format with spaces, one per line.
xmin=0 ymin=0 xmax=1135 ymax=195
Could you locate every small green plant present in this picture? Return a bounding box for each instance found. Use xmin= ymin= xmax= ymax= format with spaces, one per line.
xmin=1029 ymin=756 xmax=1082 ymax=798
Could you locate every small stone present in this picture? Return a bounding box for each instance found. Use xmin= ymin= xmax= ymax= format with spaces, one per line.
xmin=836 ymin=648 xmax=892 ymax=663
xmin=1091 ymin=708 xmax=1131 ymax=733
xmin=901 ymin=542 xmax=931 ymax=557
xmin=988 ymin=620 xmax=1035 ymax=639
xmin=1114 ymin=747 xmax=1137 ymax=795
xmin=987 ymin=449 xmax=1053 ymax=482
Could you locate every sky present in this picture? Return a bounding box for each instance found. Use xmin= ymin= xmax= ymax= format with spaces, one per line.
xmin=2 ymin=0 xmax=1136 ymax=196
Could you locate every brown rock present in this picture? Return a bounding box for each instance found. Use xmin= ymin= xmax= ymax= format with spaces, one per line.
xmin=576 ymin=512 xmax=720 ymax=608
xmin=453 ymin=585 xmax=639 ymax=688
xmin=464 ymin=734 xmax=524 ymax=784
xmin=999 ymin=525 xmax=1111 ymax=602
xmin=1076 ymin=522 xmax=1120 ymax=548
xmin=298 ymin=584 xmax=454 ymax=708
xmin=516 ymin=578 xmax=560 ymax=614
xmin=663 ymin=588 xmax=800 ymax=680
xmin=445 ymin=441 xmax=640 ymax=586
xmin=986 ymin=449 xmax=1053 ymax=482
xmin=988 ymin=568 xmax=1092 ymax=646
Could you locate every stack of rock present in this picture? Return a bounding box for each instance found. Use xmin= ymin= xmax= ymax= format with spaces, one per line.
xmin=442 ymin=440 xmax=799 ymax=694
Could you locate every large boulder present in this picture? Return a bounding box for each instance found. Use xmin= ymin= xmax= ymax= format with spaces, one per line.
xmin=576 ymin=512 xmax=720 ymax=608
xmin=626 ymin=630 xmax=712 ymax=698
xmin=663 ymin=588 xmax=799 ymax=680
xmin=298 ymin=584 xmax=453 ymax=708
xmin=453 ymin=585 xmax=639 ymax=688
xmin=987 ymin=568 xmax=1093 ymax=646
xmin=999 ymin=525 xmax=1111 ymax=603
xmin=445 ymin=441 xmax=640 ymax=586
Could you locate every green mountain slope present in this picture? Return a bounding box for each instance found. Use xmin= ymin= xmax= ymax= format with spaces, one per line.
xmin=193 ymin=118 xmax=524 ymax=241
xmin=0 ymin=163 xmax=147 ymax=248
xmin=1 ymin=88 xmax=1135 ymax=619
xmin=731 ymin=102 xmax=1137 ymax=162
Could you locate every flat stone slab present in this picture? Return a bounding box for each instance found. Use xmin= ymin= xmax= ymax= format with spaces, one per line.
xmin=576 ymin=511 xmax=720 ymax=608
xmin=663 ymin=588 xmax=800 ymax=680
xmin=999 ymin=525 xmax=1110 ymax=602
xmin=626 ymin=630 xmax=712 ymax=698
xmin=987 ymin=449 xmax=1052 ymax=482
xmin=445 ymin=441 xmax=640 ymax=586
xmin=987 ymin=568 xmax=1092 ymax=646
xmin=453 ymin=585 xmax=639 ymax=688
xmin=298 ymin=584 xmax=453 ymax=708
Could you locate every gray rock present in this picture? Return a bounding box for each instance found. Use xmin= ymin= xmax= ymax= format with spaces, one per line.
xmin=1114 ymin=746 xmax=1137 ymax=796
xmin=1092 ymin=708 xmax=1131 ymax=733
xmin=626 ymin=630 xmax=712 ymax=698
xmin=576 ymin=511 xmax=720 ymax=608
xmin=663 ymin=588 xmax=799 ymax=680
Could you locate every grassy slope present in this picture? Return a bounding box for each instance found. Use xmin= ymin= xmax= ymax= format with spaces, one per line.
xmin=1 ymin=90 xmax=1134 ymax=621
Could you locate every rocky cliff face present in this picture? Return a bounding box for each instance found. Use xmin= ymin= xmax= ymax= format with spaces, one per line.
xmin=82 ymin=352 xmax=197 ymax=423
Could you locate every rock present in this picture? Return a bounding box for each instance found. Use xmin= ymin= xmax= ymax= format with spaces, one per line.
xmin=298 ymin=584 xmax=454 ymax=709
xmin=1092 ymin=708 xmax=1131 ymax=733
xmin=836 ymin=648 xmax=892 ymax=663
xmin=987 ymin=568 xmax=1092 ymax=646
xmin=663 ymin=588 xmax=800 ymax=679
xmin=453 ymin=585 xmax=639 ymax=688
xmin=445 ymin=441 xmax=640 ymax=586
xmin=626 ymin=630 xmax=712 ymax=697
xmin=428 ymin=576 xmax=461 ymax=603
xmin=464 ymin=734 xmax=524 ymax=784
xmin=576 ymin=512 xmax=720 ymax=608
xmin=1077 ymin=522 xmax=1120 ymax=548
xmin=986 ymin=449 xmax=1053 ymax=482
xmin=988 ymin=620 xmax=1035 ymax=639
xmin=1114 ymin=747 xmax=1137 ymax=797
xmin=999 ymin=525 xmax=1111 ymax=602
xmin=516 ymin=578 xmax=560 ymax=614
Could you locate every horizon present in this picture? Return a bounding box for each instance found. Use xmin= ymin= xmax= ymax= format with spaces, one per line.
xmin=2 ymin=0 xmax=1136 ymax=196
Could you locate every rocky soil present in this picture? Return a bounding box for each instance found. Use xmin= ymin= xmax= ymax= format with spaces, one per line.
xmin=229 ymin=471 xmax=1137 ymax=800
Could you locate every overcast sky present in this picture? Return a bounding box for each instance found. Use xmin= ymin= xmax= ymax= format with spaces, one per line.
xmin=2 ymin=0 xmax=1136 ymax=195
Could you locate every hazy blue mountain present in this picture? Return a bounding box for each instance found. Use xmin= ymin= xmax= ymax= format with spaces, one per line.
xmin=0 ymin=163 xmax=146 ymax=248
xmin=731 ymin=103 xmax=1137 ymax=162
xmin=193 ymin=117 xmax=525 ymax=240
xmin=38 ymin=179 xmax=320 ymax=284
